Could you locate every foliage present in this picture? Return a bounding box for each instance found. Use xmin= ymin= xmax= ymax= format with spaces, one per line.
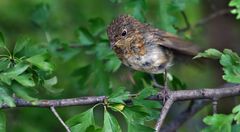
xmin=229 ymin=0 xmax=240 ymax=19
xmin=195 ymin=49 xmax=240 ymax=83
xmin=202 ymin=104 xmax=240 ymax=132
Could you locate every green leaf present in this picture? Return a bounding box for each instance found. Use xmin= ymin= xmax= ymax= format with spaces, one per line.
xmin=31 ymin=3 xmax=50 ymax=27
xmin=14 ymin=74 xmax=35 ymax=87
xmin=13 ymin=37 xmax=30 ymax=55
xmin=123 ymin=105 xmax=149 ymax=123
xmin=229 ymin=0 xmax=240 ymax=19
xmin=0 ymin=32 xmax=5 ymax=48
xmin=103 ymin=109 xmax=121 ymax=132
xmin=89 ymin=18 xmax=105 ymax=36
xmin=233 ymin=104 xmax=240 ymax=124
xmin=105 ymin=56 xmax=121 ymax=72
xmin=0 ymin=86 xmax=15 ymax=107
xmin=124 ymin=0 xmax=146 ymax=22
xmin=135 ymin=87 xmax=158 ymax=100
xmin=11 ymin=84 xmax=37 ymax=101
xmin=0 ymin=58 xmax=10 ymax=72
xmin=0 ymin=110 xmax=6 ymax=132
xmin=3 ymin=63 xmax=29 ymax=78
xmin=108 ymin=87 xmax=130 ymax=104
xmin=202 ymin=114 xmax=234 ymax=132
xmin=193 ymin=48 xmax=222 ymax=59
xmin=26 ymin=53 xmax=53 ymax=72
xmin=220 ymin=49 xmax=240 ymax=83
xmin=0 ymin=63 xmax=29 ymax=85
xmin=77 ymin=27 xmax=94 ymax=46
xmin=128 ymin=122 xmax=154 ymax=132
xmin=43 ymin=76 xmax=62 ymax=93
xmin=66 ymin=108 xmax=95 ymax=132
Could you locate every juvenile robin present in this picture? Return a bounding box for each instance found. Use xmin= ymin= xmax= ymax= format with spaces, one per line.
xmin=107 ymin=15 xmax=200 ymax=93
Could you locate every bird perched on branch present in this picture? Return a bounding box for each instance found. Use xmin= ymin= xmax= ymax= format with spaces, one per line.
xmin=107 ymin=15 xmax=200 ymax=93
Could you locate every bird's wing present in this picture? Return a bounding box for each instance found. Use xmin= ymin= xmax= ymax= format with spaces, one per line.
xmin=147 ymin=28 xmax=200 ymax=56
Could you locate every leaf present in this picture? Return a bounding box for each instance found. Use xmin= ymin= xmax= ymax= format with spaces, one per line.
xmin=233 ymin=104 xmax=240 ymax=124
xmin=102 ymin=109 xmax=121 ymax=132
xmin=26 ymin=53 xmax=53 ymax=72
xmin=43 ymin=76 xmax=62 ymax=93
xmin=128 ymin=122 xmax=154 ymax=132
xmin=13 ymin=37 xmax=30 ymax=55
xmin=3 ymin=63 xmax=29 ymax=78
xmin=229 ymin=0 xmax=240 ymax=19
xmin=11 ymin=84 xmax=37 ymax=101
xmin=135 ymin=87 xmax=158 ymax=100
xmin=89 ymin=18 xmax=105 ymax=36
xmin=0 ymin=110 xmax=6 ymax=132
xmin=0 ymin=58 xmax=10 ymax=72
xmin=108 ymin=87 xmax=130 ymax=104
xmin=31 ymin=3 xmax=50 ymax=27
xmin=124 ymin=0 xmax=146 ymax=22
xmin=105 ymin=56 xmax=121 ymax=72
xmin=14 ymin=74 xmax=35 ymax=87
xmin=194 ymin=48 xmax=222 ymax=59
xmin=202 ymin=114 xmax=234 ymax=132
xmin=0 ymin=63 xmax=29 ymax=85
xmin=0 ymin=86 xmax=15 ymax=107
xmin=77 ymin=27 xmax=94 ymax=46
xmin=123 ymin=105 xmax=149 ymax=123
xmin=0 ymin=32 xmax=5 ymax=48
xmin=219 ymin=49 xmax=240 ymax=83
xmin=66 ymin=108 xmax=95 ymax=132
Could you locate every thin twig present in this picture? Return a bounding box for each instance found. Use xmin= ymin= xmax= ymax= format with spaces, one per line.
xmin=161 ymin=100 xmax=208 ymax=132
xmin=195 ymin=8 xmax=231 ymax=27
xmin=155 ymin=97 xmax=175 ymax=132
xmin=50 ymin=106 xmax=71 ymax=132
xmin=212 ymin=98 xmax=218 ymax=114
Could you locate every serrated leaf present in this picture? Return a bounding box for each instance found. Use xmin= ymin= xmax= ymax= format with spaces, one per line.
xmin=14 ymin=74 xmax=35 ymax=87
xmin=66 ymin=108 xmax=95 ymax=132
xmin=233 ymin=105 xmax=240 ymax=124
xmin=11 ymin=84 xmax=37 ymax=101
xmin=0 ymin=32 xmax=5 ymax=48
xmin=0 ymin=86 xmax=15 ymax=107
xmin=0 ymin=110 xmax=6 ymax=132
xmin=108 ymin=87 xmax=130 ymax=104
xmin=14 ymin=37 xmax=30 ymax=55
xmin=202 ymin=114 xmax=234 ymax=132
xmin=26 ymin=53 xmax=53 ymax=72
xmin=194 ymin=48 xmax=222 ymax=59
xmin=77 ymin=27 xmax=94 ymax=46
xmin=103 ymin=110 xmax=121 ymax=132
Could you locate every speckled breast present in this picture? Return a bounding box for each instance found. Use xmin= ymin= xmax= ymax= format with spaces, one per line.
xmin=120 ymin=44 xmax=174 ymax=74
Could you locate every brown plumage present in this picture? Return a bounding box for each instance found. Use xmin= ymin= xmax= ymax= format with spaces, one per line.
xmin=107 ymin=15 xmax=200 ymax=74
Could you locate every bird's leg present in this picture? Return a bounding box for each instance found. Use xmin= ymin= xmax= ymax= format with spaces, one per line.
xmin=150 ymin=70 xmax=169 ymax=103
xmin=161 ymin=69 xmax=170 ymax=103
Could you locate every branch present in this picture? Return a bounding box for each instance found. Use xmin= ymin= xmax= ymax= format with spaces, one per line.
xmin=50 ymin=106 xmax=71 ymax=132
xmin=155 ymin=97 xmax=174 ymax=131
xmin=1 ymin=85 xmax=240 ymax=131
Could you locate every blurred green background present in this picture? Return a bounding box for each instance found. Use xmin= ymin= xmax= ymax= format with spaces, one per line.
xmin=1 ymin=0 xmax=240 ymax=131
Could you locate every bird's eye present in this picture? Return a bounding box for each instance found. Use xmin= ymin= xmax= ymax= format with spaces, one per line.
xmin=121 ymin=29 xmax=127 ymax=36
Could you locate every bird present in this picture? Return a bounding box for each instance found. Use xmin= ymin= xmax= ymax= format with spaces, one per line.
xmin=107 ymin=15 xmax=200 ymax=92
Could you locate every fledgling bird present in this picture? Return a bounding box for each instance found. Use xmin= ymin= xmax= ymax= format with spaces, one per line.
xmin=107 ymin=15 xmax=200 ymax=86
